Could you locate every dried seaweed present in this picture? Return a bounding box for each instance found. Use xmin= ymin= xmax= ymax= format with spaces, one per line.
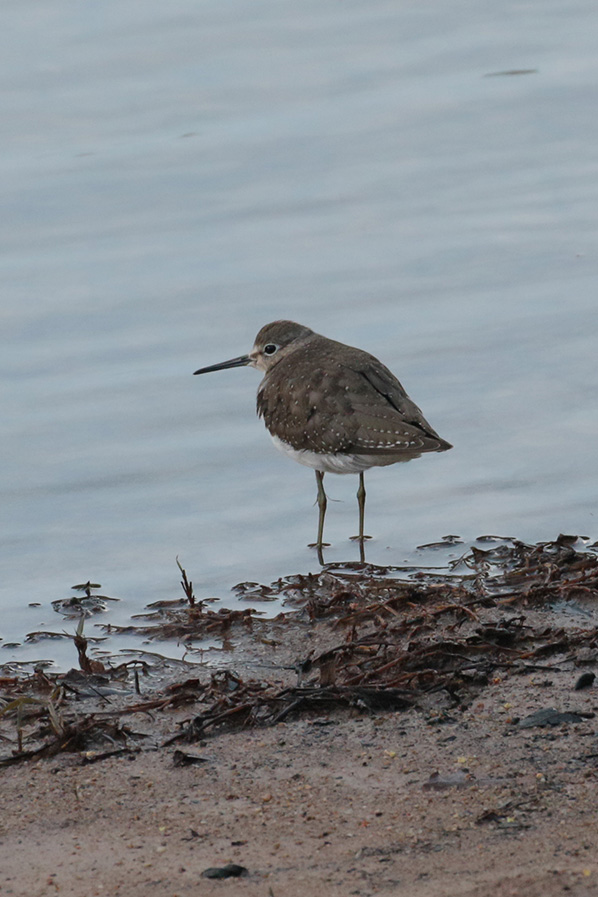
xmin=2 ymin=536 xmax=597 ymax=763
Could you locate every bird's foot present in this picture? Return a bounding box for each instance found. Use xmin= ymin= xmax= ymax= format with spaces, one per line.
xmin=349 ymin=534 xmax=373 ymax=542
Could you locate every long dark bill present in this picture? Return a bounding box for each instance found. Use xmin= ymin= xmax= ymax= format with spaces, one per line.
xmin=194 ymin=355 xmax=251 ymax=375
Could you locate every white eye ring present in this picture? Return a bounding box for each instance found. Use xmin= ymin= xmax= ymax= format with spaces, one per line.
xmin=263 ymin=343 xmax=278 ymax=356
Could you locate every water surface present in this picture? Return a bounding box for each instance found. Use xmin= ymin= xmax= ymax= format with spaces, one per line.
xmin=2 ymin=0 xmax=598 ymax=667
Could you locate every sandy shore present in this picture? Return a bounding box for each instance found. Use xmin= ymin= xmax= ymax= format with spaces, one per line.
xmin=2 ymin=540 xmax=598 ymax=896
xmin=1 ymin=676 xmax=597 ymax=897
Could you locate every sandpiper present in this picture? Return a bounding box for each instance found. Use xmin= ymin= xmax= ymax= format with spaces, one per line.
xmin=194 ymin=321 xmax=451 ymax=563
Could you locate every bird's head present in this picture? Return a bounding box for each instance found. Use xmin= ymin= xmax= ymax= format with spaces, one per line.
xmin=194 ymin=320 xmax=314 ymax=376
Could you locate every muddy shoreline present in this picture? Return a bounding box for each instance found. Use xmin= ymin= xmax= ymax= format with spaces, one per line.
xmin=1 ymin=536 xmax=598 ymax=896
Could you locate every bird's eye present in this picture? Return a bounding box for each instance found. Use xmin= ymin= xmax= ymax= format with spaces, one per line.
xmin=263 ymin=343 xmax=278 ymax=356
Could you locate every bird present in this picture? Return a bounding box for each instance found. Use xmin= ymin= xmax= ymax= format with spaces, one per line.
xmin=194 ymin=321 xmax=451 ymax=564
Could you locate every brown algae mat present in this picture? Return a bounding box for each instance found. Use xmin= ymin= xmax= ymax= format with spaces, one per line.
xmin=1 ymin=535 xmax=598 ymax=896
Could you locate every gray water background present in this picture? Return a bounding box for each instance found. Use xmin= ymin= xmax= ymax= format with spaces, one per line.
xmin=3 ymin=0 xmax=598 ymax=668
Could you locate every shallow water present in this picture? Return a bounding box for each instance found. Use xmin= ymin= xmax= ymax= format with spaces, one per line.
xmin=2 ymin=0 xmax=598 ymax=668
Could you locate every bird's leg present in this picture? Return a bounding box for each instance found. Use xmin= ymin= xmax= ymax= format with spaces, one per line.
xmin=356 ymin=471 xmax=366 ymax=562
xmin=349 ymin=472 xmax=372 ymax=561
xmin=308 ymin=470 xmax=330 ymax=563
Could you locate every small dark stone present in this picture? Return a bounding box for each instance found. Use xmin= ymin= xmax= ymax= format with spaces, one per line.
xmin=574 ymin=672 xmax=595 ymax=691
xmin=518 ymin=708 xmax=587 ymax=729
xmin=202 ymin=864 xmax=248 ymax=880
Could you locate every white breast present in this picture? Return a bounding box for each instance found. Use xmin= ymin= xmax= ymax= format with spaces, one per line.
xmin=269 ymin=434 xmax=401 ymax=474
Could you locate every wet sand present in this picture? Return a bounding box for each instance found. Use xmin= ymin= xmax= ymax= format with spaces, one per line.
xmin=2 ymin=537 xmax=598 ymax=896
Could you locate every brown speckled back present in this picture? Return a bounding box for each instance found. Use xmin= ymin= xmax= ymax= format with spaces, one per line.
xmin=254 ymin=324 xmax=451 ymax=461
